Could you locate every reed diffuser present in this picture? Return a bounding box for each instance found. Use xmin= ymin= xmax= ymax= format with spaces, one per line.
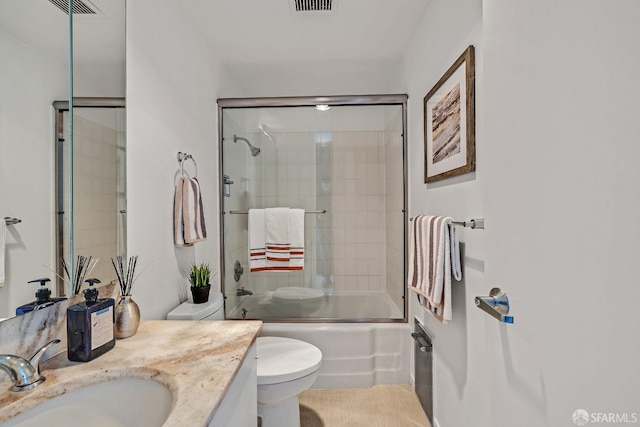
xmin=61 ymin=255 xmax=98 ymax=295
xmin=111 ymin=255 xmax=141 ymax=339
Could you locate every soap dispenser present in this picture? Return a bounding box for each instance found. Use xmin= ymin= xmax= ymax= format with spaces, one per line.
xmin=66 ymin=278 xmax=116 ymax=362
xmin=15 ymin=278 xmax=66 ymax=315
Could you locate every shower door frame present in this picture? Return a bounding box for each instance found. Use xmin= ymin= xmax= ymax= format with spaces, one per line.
xmin=217 ymin=94 xmax=409 ymax=323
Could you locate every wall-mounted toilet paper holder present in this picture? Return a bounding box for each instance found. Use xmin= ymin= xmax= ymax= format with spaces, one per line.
xmin=475 ymin=288 xmax=514 ymax=324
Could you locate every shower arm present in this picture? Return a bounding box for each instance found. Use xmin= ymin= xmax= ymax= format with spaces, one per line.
xmin=232 ymin=134 xmax=260 ymax=156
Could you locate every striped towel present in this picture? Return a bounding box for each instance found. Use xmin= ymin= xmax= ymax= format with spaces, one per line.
xmin=289 ymin=209 xmax=305 ymax=270
xmin=249 ymin=209 xmax=267 ymax=272
xmin=248 ymin=208 xmax=305 ymax=272
xmin=407 ymin=215 xmax=462 ymax=323
xmin=265 ymin=207 xmax=291 ymax=266
xmin=174 ymin=177 xmax=207 ymax=247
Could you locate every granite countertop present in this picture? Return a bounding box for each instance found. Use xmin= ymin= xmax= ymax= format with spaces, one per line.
xmin=0 ymin=320 xmax=262 ymax=426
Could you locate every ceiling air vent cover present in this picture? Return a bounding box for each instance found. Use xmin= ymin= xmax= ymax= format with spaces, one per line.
xmin=48 ymin=0 xmax=97 ymax=15
xmin=292 ymin=0 xmax=335 ymax=12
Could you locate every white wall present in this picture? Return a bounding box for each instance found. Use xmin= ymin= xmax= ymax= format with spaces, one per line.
xmin=126 ymin=0 xmax=244 ymax=319
xmin=403 ymin=1 xmax=640 ymax=426
xmin=0 ymin=31 xmax=66 ymax=317
xmin=402 ymin=1 xmax=484 ymax=426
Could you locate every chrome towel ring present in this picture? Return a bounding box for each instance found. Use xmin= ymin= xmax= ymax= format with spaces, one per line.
xmin=177 ymin=152 xmax=198 ymax=178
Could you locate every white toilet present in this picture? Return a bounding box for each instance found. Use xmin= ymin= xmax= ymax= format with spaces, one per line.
xmin=166 ymin=293 xmax=323 ymax=427
xmin=256 ymin=336 xmax=322 ymax=427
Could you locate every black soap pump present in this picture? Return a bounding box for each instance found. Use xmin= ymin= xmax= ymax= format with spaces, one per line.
xmin=33 ymin=278 xmax=52 ymax=305
xmin=15 ymin=278 xmax=65 ymax=315
xmin=66 ymin=278 xmax=116 ymax=362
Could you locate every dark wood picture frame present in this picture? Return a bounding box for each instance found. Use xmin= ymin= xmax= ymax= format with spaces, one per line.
xmin=423 ymin=45 xmax=475 ymax=183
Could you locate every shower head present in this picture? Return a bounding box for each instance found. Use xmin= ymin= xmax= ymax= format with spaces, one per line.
xmin=233 ymin=135 xmax=261 ymax=157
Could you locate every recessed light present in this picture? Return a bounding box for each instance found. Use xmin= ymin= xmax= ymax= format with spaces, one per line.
xmin=316 ymin=104 xmax=330 ymax=111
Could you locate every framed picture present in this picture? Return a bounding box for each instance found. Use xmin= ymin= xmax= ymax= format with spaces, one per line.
xmin=424 ymin=45 xmax=475 ymax=183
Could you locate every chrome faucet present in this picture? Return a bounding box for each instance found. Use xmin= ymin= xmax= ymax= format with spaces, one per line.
xmin=0 ymin=338 xmax=61 ymax=392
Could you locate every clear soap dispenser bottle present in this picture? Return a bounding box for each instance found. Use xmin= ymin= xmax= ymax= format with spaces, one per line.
xmin=66 ymin=278 xmax=115 ymax=362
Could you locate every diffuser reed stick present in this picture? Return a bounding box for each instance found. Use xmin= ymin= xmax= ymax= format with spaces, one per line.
xmin=111 ymin=255 xmax=139 ymax=296
xmin=61 ymin=255 xmax=98 ymax=295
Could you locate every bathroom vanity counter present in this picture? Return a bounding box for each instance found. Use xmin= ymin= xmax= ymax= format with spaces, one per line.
xmin=0 ymin=320 xmax=262 ymax=426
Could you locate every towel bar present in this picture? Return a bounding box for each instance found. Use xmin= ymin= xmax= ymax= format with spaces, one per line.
xmin=474 ymin=288 xmax=514 ymax=324
xmin=409 ymin=217 xmax=484 ymax=229
xmin=228 ymin=210 xmax=326 ymax=215
xmin=4 ymin=217 xmax=21 ymax=225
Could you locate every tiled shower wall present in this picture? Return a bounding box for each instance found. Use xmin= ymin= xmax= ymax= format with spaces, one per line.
xmin=331 ymin=131 xmax=386 ymax=293
xmin=68 ymin=111 xmax=125 ymax=286
xmin=246 ymin=131 xmax=323 ymax=293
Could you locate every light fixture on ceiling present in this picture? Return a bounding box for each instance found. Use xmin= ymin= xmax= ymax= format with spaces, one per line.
xmin=316 ymin=104 xmax=330 ymax=111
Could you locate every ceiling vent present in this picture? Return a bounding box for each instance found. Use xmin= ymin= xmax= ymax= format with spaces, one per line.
xmin=291 ymin=0 xmax=335 ymax=13
xmin=48 ymin=0 xmax=97 ymax=15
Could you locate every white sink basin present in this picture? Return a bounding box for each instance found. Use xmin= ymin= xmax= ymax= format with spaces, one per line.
xmin=1 ymin=379 xmax=173 ymax=427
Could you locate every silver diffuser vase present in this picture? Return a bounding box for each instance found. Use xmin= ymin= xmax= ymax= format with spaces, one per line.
xmin=114 ymin=294 xmax=140 ymax=339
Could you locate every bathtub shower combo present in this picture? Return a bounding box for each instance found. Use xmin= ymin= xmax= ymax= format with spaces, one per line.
xmin=218 ymin=95 xmax=410 ymax=388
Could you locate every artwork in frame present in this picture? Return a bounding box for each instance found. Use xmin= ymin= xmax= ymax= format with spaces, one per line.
xmin=423 ymin=45 xmax=475 ymax=183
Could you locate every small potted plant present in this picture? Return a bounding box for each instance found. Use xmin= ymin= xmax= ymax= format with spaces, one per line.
xmin=189 ymin=262 xmax=212 ymax=304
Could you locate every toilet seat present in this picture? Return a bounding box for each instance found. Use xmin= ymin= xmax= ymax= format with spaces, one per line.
xmin=257 ymin=337 xmax=322 ymax=385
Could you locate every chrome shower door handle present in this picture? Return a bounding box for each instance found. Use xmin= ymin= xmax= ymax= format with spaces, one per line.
xmin=474 ymin=288 xmax=514 ymax=324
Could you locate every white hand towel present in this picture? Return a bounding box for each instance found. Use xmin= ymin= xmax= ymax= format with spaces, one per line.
xmin=288 ymin=209 xmax=305 ymax=270
xmin=182 ymin=178 xmax=207 ymax=244
xmin=408 ymin=215 xmax=462 ymax=323
xmin=0 ymin=219 xmax=5 ymax=287
xmin=265 ymin=207 xmax=291 ymax=266
xmin=249 ymin=209 xmax=267 ymax=272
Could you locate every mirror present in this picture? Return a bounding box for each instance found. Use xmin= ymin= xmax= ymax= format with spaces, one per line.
xmin=0 ymin=0 xmax=125 ymax=319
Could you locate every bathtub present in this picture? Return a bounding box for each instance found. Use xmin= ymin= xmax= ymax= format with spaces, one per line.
xmin=228 ymin=291 xmax=405 ymax=320
xmin=227 ymin=291 xmax=409 ymax=388
xmin=260 ymin=321 xmax=411 ymax=389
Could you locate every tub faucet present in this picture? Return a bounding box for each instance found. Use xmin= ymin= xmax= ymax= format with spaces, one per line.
xmin=237 ymin=287 xmax=253 ymax=296
xmin=0 ymin=338 xmax=60 ymax=392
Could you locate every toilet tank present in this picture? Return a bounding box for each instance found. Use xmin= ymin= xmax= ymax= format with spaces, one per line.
xmin=166 ymin=292 xmax=225 ymax=320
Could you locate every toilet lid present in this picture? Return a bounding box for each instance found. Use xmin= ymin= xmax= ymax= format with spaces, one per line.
xmin=256 ymin=337 xmax=322 ymax=385
xmin=166 ymin=292 xmax=224 ymax=320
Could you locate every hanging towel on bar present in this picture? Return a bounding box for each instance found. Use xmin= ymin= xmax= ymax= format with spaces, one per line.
xmin=265 ymin=207 xmax=291 ymax=266
xmin=0 ymin=219 xmax=5 ymax=287
xmin=249 ymin=209 xmax=267 ymax=272
xmin=288 ymin=209 xmax=305 ymax=270
xmin=408 ymin=215 xmax=462 ymax=323
xmin=174 ymin=177 xmax=207 ymax=246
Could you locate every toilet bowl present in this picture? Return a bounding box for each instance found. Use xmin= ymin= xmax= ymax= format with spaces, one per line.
xmin=257 ymin=336 xmax=322 ymax=427
xmin=269 ymin=286 xmax=324 ymax=317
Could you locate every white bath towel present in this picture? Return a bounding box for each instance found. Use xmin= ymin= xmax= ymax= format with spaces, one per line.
xmin=265 ymin=207 xmax=291 ymax=266
xmin=248 ymin=209 xmax=267 ymax=272
xmin=174 ymin=178 xmax=207 ymax=247
xmin=408 ymin=215 xmax=462 ymax=323
xmin=288 ymin=209 xmax=305 ymax=270
xmin=0 ymin=219 xmax=5 ymax=287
